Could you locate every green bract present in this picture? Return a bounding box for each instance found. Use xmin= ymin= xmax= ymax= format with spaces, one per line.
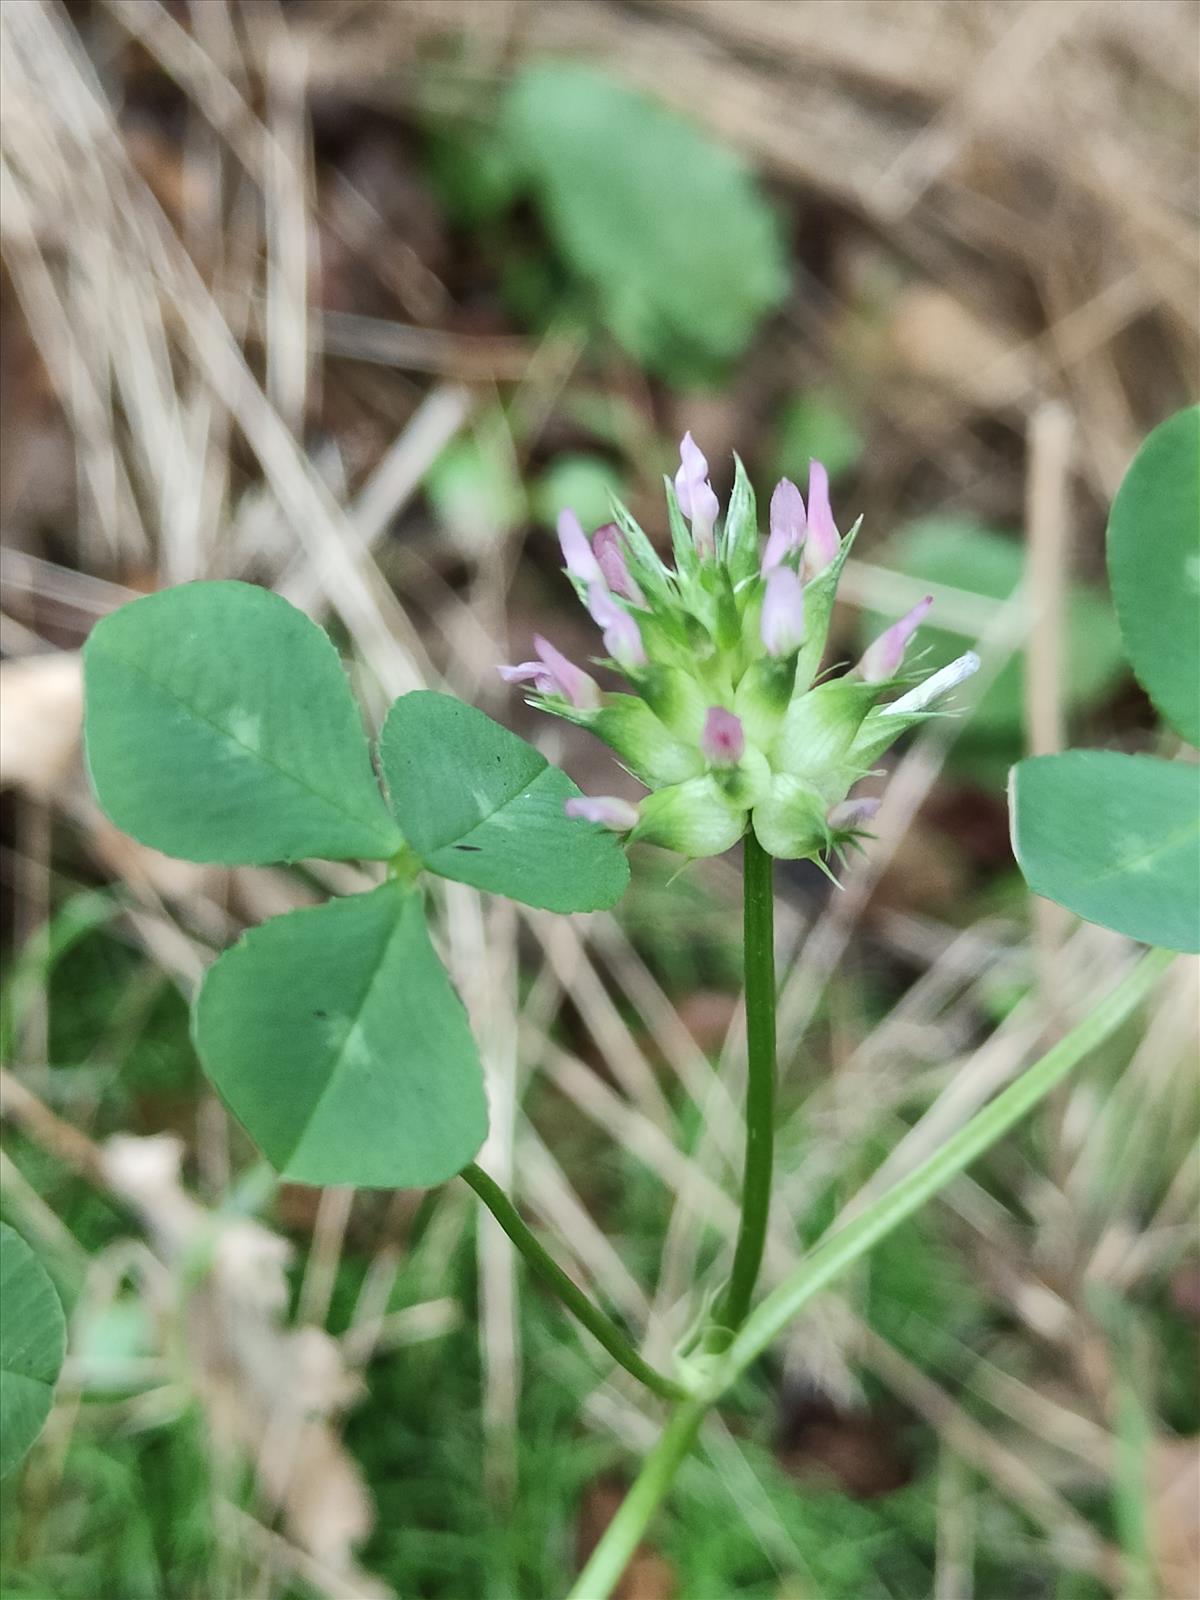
xmin=84 ymin=582 xmax=632 ymax=1188
xmin=0 ymin=1224 xmax=66 ymax=1478
xmin=502 ymin=443 xmax=979 ymax=865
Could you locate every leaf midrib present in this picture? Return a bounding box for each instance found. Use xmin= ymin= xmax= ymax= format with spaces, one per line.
xmin=413 ymin=751 xmax=549 ymax=856
xmin=97 ymin=640 xmax=395 ymax=846
xmin=277 ymin=886 xmax=410 ymax=1172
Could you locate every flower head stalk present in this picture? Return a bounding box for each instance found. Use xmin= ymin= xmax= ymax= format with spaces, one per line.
xmin=509 ymin=437 xmax=978 ymax=862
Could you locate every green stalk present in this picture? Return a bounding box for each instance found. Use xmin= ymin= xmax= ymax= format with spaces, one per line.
xmin=717 ymin=831 xmax=777 ymax=1330
xmin=565 ymin=1400 xmax=707 ymax=1600
xmin=460 ymin=1163 xmax=687 ymax=1403
xmin=567 ymin=946 xmax=1171 ymax=1600
xmin=716 ymin=945 xmax=1175 ymax=1382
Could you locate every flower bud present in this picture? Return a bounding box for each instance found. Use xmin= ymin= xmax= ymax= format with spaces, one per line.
xmin=762 ymin=478 xmax=806 ymax=573
xmin=761 ymin=566 xmax=805 ymax=658
xmin=855 ymin=595 xmax=933 ymax=682
xmin=674 ymin=432 xmax=719 ymax=558
xmin=592 ymin=524 xmax=646 ymax=606
xmin=587 ymin=583 xmax=647 ymax=671
xmin=802 ymin=460 xmax=839 ymax=578
xmin=557 ymin=508 xmax=603 ymax=586
xmin=564 ymin=795 xmax=639 ymax=831
xmin=701 ymin=707 xmax=745 ymax=768
xmin=631 ymin=776 xmax=746 ymax=858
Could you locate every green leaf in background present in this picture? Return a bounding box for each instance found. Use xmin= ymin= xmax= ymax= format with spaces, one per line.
xmin=194 ymin=882 xmax=488 ymax=1186
xmin=0 ymin=1224 xmax=66 ymax=1478
xmin=865 ymin=520 xmax=1125 ymax=773
xmin=426 ymin=415 xmax=526 ymax=552
xmin=84 ymin=583 xmax=400 ymax=865
xmin=1010 ymin=751 xmax=1200 ymax=952
xmin=504 ymin=65 xmax=787 ymax=385
xmin=774 ymin=389 xmax=865 ymax=485
xmin=531 ymin=454 xmax=628 ymax=533
xmin=1106 ymin=405 xmax=1200 ymax=747
xmin=380 ymin=692 xmax=629 ymax=912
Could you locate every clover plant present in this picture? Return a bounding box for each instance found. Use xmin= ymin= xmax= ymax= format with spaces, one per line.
xmin=42 ymin=426 xmax=1184 ymax=1589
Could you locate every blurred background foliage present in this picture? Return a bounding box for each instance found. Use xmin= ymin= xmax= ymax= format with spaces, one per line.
xmin=0 ymin=3 xmax=1197 ymax=1598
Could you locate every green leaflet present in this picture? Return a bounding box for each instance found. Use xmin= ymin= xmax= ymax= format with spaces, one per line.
xmin=380 ymin=692 xmax=629 ymax=913
xmin=1107 ymin=405 xmax=1200 ymax=748
xmin=194 ymin=882 xmax=488 ymax=1187
xmin=1010 ymin=751 xmax=1200 ymax=953
xmin=84 ymin=582 xmax=400 ymax=865
xmin=0 ymin=1225 xmax=66 ymax=1478
xmin=504 ymin=64 xmax=786 ymax=384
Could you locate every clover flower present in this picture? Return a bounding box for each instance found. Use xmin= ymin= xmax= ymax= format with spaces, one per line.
xmin=501 ymin=437 xmax=978 ymax=863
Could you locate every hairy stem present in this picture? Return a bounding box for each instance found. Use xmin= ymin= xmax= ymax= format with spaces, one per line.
xmin=460 ymin=1163 xmax=687 ymax=1402
xmin=569 ymin=946 xmax=1172 ymax=1600
xmin=718 ymin=830 xmax=777 ymax=1330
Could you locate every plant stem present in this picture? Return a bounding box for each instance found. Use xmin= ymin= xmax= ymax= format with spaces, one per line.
xmin=718 ymin=830 xmax=777 ymax=1330
xmin=460 ymin=1163 xmax=687 ymax=1403
xmin=568 ymin=945 xmax=1172 ymax=1600
xmin=565 ymin=1400 xmax=707 ymax=1600
xmin=717 ymin=945 xmax=1175 ymax=1383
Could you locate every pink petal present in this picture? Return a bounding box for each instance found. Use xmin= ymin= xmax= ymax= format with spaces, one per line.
xmin=760 ymin=566 xmax=806 ymax=658
xmin=802 ymin=459 xmax=840 ymax=577
xmin=532 ymin=634 xmax=601 ymax=709
xmin=701 ymin=707 xmax=746 ymax=767
xmin=557 ymin=508 xmax=603 ymax=585
xmin=762 ymin=478 xmax=806 ymax=572
xmin=856 ymin=595 xmax=934 ymax=682
xmin=593 ymin=524 xmax=645 ymax=605
xmin=828 ymin=797 xmax=882 ymax=830
xmin=586 ymin=584 xmax=647 ymax=671
xmin=565 ymin=794 xmax=639 ymax=830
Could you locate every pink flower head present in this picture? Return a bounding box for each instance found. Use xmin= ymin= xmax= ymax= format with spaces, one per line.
xmin=828 ymin=796 xmax=882 ymax=831
xmin=760 ymin=565 xmax=806 ymax=658
xmin=673 ymin=431 xmax=719 ymax=558
xmin=498 ymin=635 xmax=600 ymax=708
xmin=592 ymin=523 xmax=645 ymax=605
xmin=701 ymin=706 xmax=745 ymax=768
xmin=801 ymin=460 xmax=839 ymax=578
xmin=587 ymin=583 xmax=647 ymax=671
xmin=762 ymin=478 xmax=807 ymax=573
xmin=855 ymin=595 xmax=933 ymax=682
xmin=557 ymin=508 xmax=603 ymax=585
xmin=564 ymin=794 xmax=639 ymax=831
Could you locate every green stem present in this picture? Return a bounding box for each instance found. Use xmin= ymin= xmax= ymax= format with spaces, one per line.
xmin=460 ymin=1163 xmax=687 ymax=1403
xmin=718 ymin=831 xmax=777 ymax=1330
xmin=717 ymin=945 xmax=1175 ymax=1383
xmin=565 ymin=1400 xmax=707 ymax=1600
xmin=568 ymin=946 xmax=1172 ymax=1600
